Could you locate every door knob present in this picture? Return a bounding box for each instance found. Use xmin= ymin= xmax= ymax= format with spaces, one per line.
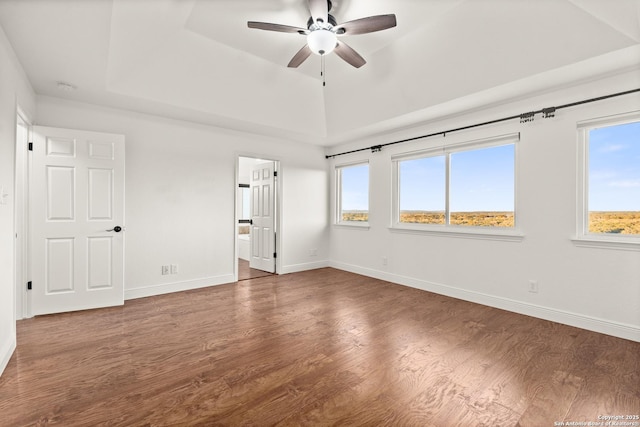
xmin=106 ymin=226 xmax=123 ymax=232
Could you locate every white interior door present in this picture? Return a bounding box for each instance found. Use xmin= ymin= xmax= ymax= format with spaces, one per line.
xmin=250 ymin=161 xmax=275 ymax=273
xmin=29 ymin=126 xmax=125 ymax=316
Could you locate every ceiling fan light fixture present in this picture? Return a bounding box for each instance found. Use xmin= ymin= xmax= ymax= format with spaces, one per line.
xmin=307 ymin=29 xmax=337 ymax=56
xmin=248 ymin=0 xmax=397 ymax=69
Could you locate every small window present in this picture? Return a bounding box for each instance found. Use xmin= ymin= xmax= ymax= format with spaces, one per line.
xmin=238 ymin=184 xmax=251 ymax=224
xmin=242 ymin=187 xmax=251 ymax=219
xmin=394 ymin=134 xmax=517 ymax=230
xmin=399 ymin=156 xmax=446 ymax=224
xmin=336 ymin=162 xmax=369 ymax=224
xmin=583 ymin=119 xmax=640 ymax=236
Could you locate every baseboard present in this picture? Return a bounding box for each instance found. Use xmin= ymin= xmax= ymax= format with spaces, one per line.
xmin=0 ymin=336 xmax=16 ymax=377
xmin=280 ymin=260 xmax=329 ymax=275
xmin=329 ymin=261 xmax=640 ymax=343
xmin=125 ymin=274 xmax=235 ymax=300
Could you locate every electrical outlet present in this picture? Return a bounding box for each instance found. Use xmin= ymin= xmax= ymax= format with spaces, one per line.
xmin=161 ymin=265 xmax=170 ymax=275
xmin=382 ymin=256 xmax=388 ymax=266
xmin=170 ymin=264 xmax=178 ymax=274
xmin=309 ymin=248 xmax=317 ymax=257
xmin=528 ymin=280 xmax=538 ymax=293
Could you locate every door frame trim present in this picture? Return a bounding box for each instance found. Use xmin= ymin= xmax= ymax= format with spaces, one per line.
xmin=14 ymin=106 xmax=32 ymax=320
xmin=234 ymin=154 xmax=281 ymax=282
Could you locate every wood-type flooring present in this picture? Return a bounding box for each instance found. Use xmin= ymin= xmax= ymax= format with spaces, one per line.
xmin=1 ymin=268 xmax=638 ymax=426
xmin=238 ymin=259 xmax=273 ymax=281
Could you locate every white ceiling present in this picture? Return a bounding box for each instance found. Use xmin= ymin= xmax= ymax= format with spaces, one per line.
xmin=1 ymin=0 xmax=639 ymax=146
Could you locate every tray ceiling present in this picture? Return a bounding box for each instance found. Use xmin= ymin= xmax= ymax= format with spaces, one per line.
xmin=0 ymin=0 xmax=638 ymax=146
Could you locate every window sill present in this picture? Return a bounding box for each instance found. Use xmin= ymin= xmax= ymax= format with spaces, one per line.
xmin=389 ymin=224 xmax=524 ymax=242
xmin=571 ymin=236 xmax=640 ymax=251
xmin=334 ymin=222 xmax=370 ymax=230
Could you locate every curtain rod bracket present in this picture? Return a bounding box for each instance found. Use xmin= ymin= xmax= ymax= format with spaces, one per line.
xmin=520 ymin=112 xmax=535 ymax=123
xmin=371 ymin=145 xmax=382 ymax=153
xmin=542 ymin=107 xmax=556 ymax=118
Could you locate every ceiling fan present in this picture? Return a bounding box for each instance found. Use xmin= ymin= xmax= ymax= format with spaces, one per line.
xmin=247 ymin=0 xmax=397 ymax=69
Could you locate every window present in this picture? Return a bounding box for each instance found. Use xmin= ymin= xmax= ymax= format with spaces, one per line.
xmin=580 ymin=117 xmax=640 ymax=238
xmin=394 ymin=134 xmax=517 ymax=231
xmin=238 ymin=184 xmax=251 ymax=222
xmin=450 ymin=144 xmax=515 ymax=227
xmin=336 ymin=162 xmax=369 ymax=224
xmin=399 ymin=156 xmax=446 ymax=224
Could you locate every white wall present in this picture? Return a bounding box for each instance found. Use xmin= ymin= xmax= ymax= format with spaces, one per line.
xmin=36 ymin=96 xmax=329 ymax=299
xmin=328 ymin=70 xmax=640 ymax=342
xmin=1 ymin=25 xmax=636 ymax=389
xmin=0 ymin=26 xmax=36 ymax=375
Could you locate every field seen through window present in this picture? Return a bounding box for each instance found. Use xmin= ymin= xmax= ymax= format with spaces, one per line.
xmin=341 ymin=211 xmax=640 ymax=234
xmin=588 ymin=211 xmax=640 ymax=234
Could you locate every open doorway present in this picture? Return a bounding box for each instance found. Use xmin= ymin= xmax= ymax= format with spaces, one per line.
xmin=237 ymin=156 xmax=278 ymax=281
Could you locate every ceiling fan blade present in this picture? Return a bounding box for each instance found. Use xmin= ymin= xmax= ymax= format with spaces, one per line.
xmin=334 ymin=41 xmax=366 ymax=68
xmin=334 ymin=14 xmax=397 ymax=35
xmin=288 ymin=44 xmax=313 ymax=68
xmin=248 ymin=21 xmax=308 ymax=34
xmin=308 ymin=0 xmax=328 ymax=25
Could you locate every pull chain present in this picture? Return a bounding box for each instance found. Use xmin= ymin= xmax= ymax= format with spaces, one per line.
xmin=321 ymin=54 xmax=326 ymax=87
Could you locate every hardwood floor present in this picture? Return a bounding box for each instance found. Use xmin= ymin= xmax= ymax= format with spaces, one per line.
xmin=1 ymin=268 xmax=638 ymax=426
xmin=238 ymin=258 xmax=274 ymax=281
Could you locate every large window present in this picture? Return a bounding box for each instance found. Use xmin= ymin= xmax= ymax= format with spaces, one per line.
xmin=336 ymin=162 xmax=369 ymax=224
xmin=449 ymin=144 xmax=515 ymax=227
xmin=581 ymin=118 xmax=640 ymax=237
xmin=395 ymin=135 xmax=516 ymax=229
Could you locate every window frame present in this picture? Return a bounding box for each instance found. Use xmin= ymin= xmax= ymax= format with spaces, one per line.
xmin=238 ymin=184 xmax=251 ymax=223
xmin=574 ymin=111 xmax=640 ymax=250
xmin=391 ymin=133 xmax=522 ymax=241
xmin=335 ymin=161 xmax=370 ymax=228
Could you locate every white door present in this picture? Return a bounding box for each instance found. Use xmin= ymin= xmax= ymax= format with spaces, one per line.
xmin=250 ymin=161 xmax=276 ymax=273
xmin=29 ymin=126 xmax=125 ymax=316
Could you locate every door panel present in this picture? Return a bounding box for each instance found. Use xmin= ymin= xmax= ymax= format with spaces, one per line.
xmin=47 ymin=166 xmax=75 ymax=220
xmin=30 ymin=126 xmax=125 ymax=316
xmin=87 ymin=237 xmax=112 ymax=289
xmin=46 ymin=136 xmax=75 ymax=157
xmin=46 ymin=238 xmax=74 ymax=293
xmin=88 ymin=168 xmax=113 ymax=220
xmin=249 ymin=161 xmax=275 ymax=273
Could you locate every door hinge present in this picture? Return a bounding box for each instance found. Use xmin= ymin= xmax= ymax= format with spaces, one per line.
xmin=27 ymin=281 xmax=32 ymax=290
xmin=274 ymin=171 xmax=277 ymax=177
xmin=28 ymin=142 xmax=33 ymax=151
xmin=273 ymin=252 xmax=277 ymax=259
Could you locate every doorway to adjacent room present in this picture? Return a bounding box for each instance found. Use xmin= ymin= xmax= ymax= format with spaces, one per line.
xmin=236 ymin=156 xmax=278 ymax=281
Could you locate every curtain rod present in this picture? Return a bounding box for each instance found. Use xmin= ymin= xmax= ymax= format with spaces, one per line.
xmin=325 ymin=88 xmax=640 ymax=160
